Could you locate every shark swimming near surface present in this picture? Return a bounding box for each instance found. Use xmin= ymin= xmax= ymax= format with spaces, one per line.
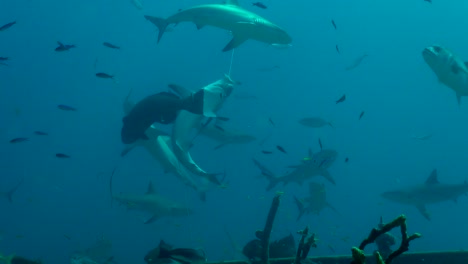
xmin=112 ymin=181 xmax=192 ymax=224
xmin=144 ymin=0 xmax=291 ymax=52
xmin=122 ymin=94 xmax=213 ymax=201
xmin=381 ymin=169 xmax=468 ymax=221
xmin=254 ymin=148 xmax=338 ymax=191
xmin=422 ymin=45 xmax=468 ymax=105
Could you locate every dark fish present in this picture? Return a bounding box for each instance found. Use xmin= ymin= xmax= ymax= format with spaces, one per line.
xmin=335 ymin=45 xmax=340 ymax=54
xmin=276 ymin=145 xmax=287 ymax=154
xmin=336 ymin=94 xmax=346 ymax=104
xmin=252 ymin=2 xmax=267 ymax=9
xmin=359 ymin=111 xmax=365 ymax=120
xmin=345 ymin=157 xmax=349 ymax=163
xmin=57 ymin=104 xmax=77 ymax=111
xmin=331 ymin=20 xmax=337 ymax=30
xmin=0 ymin=21 xmax=16 ymax=31
xmin=243 ymin=234 xmax=295 ymax=261
xmin=96 ymin=72 xmax=114 ymax=79
xmin=10 ymin=137 xmax=28 ymax=143
xmin=0 ymin=57 xmax=8 ymax=61
xmin=424 ymin=0 xmax=432 ymax=3
xmin=8 ymin=256 xmax=41 ymax=264
xmin=318 ymin=138 xmax=322 ymax=150
xmin=269 ymin=234 xmax=296 ymax=258
xmin=145 ymin=240 xmax=206 ymax=264
xmin=268 ymin=118 xmax=275 ymax=127
xmin=56 ymin=153 xmax=70 ymax=158
xmin=121 ymin=91 xmax=207 ymax=144
xmin=103 ymin=42 xmax=120 ymax=49
xmin=34 ymin=131 xmax=48 ymax=136
xmin=214 ymin=125 xmax=225 ymax=132
xmin=55 ymin=41 xmax=76 ymax=52
xmin=261 ymin=150 xmax=273 ymax=154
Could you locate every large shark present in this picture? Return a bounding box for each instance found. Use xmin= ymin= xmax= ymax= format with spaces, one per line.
xmin=422 ymin=45 xmax=468 ymax=105
xmin=381 ymin=169 xmax=468 ymax=221
xmin=171 ymin=75 xmax=236 ymax=184
xmin=144 ymin=0 xmax=292 ymax=52
xmin=253 ymin=149 xmax=338 ymax=191
xmin=112 ymin=181 xmax=192 ymax=224
xmin=123 ymin=94 xmax=213 ymax=201
xmin=293 ymin=182 xmax=338 ymax=221
xmin=196 ymin=120 xmax=257 ymax=150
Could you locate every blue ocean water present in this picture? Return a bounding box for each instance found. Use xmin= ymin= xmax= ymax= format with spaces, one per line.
xmin=1 ymin=0 xmax=468 ymax=263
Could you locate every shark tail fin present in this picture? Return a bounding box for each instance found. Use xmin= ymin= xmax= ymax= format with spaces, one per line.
xmin=293 ymin=196 xmax=305 ymax=221
xmin=144 ymin=16 xmax=168 ymax=43
xmin=6 ymin=178 xmax=23 ymax=203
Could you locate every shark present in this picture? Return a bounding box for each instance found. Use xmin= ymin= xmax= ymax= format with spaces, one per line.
xmin=422 ymin=45 xmax=468 ymax=105
xmin=171 ymin=75 xmax=236 ymax=184
xmin=293 ymin=182 xmax=338 ymax=221
xmin=112 ymin=181 xmax=192 ymax=224
xmin=0 ymin=178 xmax=23 ymax=203
xmin=144 ymin=0 xmax=292 ymax=52
xmin=253 ymin=148 xmax=338 ymax=191
xmin=381 ymin=169 xmax=468 ymax=221
xmin=196 ymin=120 xmax=257 ymax=150
xmin=122 ymin=94 xmax=213 ymax=201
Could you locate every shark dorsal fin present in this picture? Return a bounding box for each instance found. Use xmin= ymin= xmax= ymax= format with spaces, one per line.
xmin=225 ymin=0 xmax=240 ymax=6
xmin=146 ymin=182 xmax=156 ymax=195
xmin=425 ymin=169 xmax=439 ymax=185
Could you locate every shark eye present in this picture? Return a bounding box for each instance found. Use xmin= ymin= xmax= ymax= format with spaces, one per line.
xmin=433 ymin=46 xmax=441 ymax=53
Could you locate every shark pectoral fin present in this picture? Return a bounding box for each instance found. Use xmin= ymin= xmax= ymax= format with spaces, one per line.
xmin=416 ymin=204 xmax=431 ymax=221
xmin=121 ymin=145 xmax=136 ymax=157
xmin=222 ymin=35 xmax=248 ymax=52
xmin=293 ymin=196 xmax=305 ymax=221
xmin=195 ymin=23 xmax=206 ymax=30
xmin=322 ymin=170 xmax=336 ymax=185
xmin=144 ymin=214 xmax=159 ymax=224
